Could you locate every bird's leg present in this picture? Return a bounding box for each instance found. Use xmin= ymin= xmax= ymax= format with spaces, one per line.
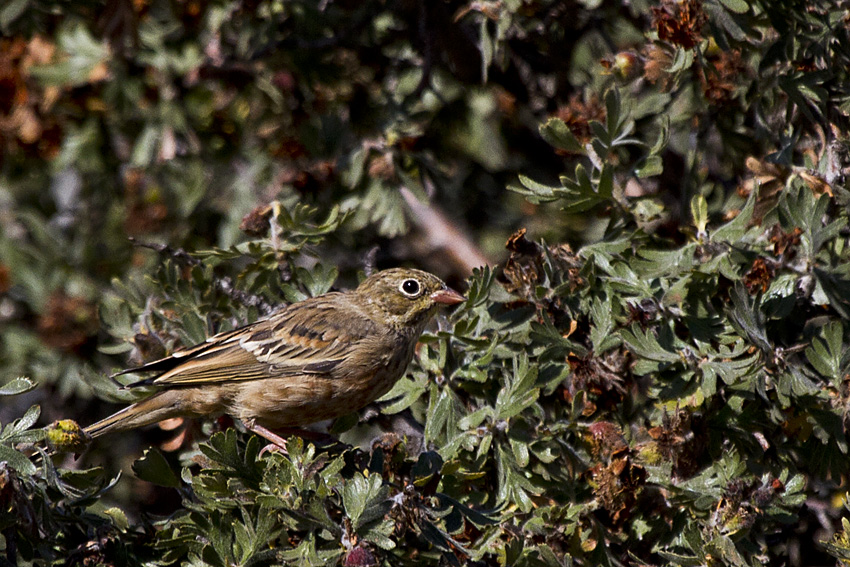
xmin=243 ymin=420 xmax=290 ymax=455
xmin=243 ymin=420 xmax=348 ymax=456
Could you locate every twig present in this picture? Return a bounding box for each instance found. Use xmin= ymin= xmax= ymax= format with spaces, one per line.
xmin=129 ymin=238 xmax=278 ymax=315
xmin=401 ymin=185 xmax=492 ymax=275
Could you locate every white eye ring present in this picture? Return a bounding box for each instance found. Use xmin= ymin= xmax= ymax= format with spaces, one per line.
xmin=399 ymin=278 xmax=422 ymax=297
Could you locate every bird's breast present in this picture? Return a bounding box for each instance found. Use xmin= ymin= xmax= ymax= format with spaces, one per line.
xmin=231 ymin=331 xmax=418 ymax=428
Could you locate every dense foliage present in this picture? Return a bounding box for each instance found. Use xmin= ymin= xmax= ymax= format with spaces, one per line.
xmin=3 ymin=0 xmax=850 ymax=565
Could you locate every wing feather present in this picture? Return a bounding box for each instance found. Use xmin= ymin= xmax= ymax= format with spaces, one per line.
xmin=121 ymin=293 xmax=378 ymax=388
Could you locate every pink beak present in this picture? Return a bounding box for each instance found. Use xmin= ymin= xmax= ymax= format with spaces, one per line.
xmin=430 ymin=288 xmax=466 ymax=305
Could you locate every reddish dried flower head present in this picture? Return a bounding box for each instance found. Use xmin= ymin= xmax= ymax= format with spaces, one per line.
xmin=641 ymin=44 xmax=674 ymax=90
xmin=240 ymin=204 xmax=273 ymax=237
xmin=768 ymin=225 xmax=802 ymax=259
xmin=647 ymin=409 xmax=705 ymax=479
xmin=568 ymin=350 xmax=627 ymax=398
xmin=743 ymin=257 xmax=774 ymax=295
xmin=494 ymin=86 xmax=517 ymax=117
xmin=587 ymin=421 xmax=628 ymax=461
xmin=652 ymin=0 xmax=707 ymax=49
xmin=700 ymin=49 xmax=745 ymax=105
xmin=344 ymin=547 xmax=377 ymax=567
xmin=552 ymin=94 xmax=606 ymax=147
xmin=625 ymin=299 xmax=657 ymax=328
xmin=588 ymin=451 xmax=646 ymax=526
xmin=505 ymin=228 xmax=540 ymax=256
xmin=501 ymin=229 xmax=584 ymax=304
xmin=272 ymin=70 xmax=296 ymax=92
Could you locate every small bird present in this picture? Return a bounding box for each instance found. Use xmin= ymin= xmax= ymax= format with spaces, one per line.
xmin=85 ymin=268 xmax=465 ymax=447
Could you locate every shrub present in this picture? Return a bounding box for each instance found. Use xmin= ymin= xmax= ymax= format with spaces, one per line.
xmin=2 ymin=1 xmax=850 ymax=565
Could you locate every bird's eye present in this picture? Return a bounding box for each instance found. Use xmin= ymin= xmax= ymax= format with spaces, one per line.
xmin=399 ymin=279 xmax=421 ymax=297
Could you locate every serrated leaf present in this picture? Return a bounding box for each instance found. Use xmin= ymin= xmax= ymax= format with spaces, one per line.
xmin=727 ymin=284 xmax=772 ymax=353
xmin=514 ymin=174 xmax=560 ymax=202
xmin=0 ymin=377 xmax=37 ymax=397
xmin=509 ymin=438 xmax=530 ymax=467
xmin=426 ymin=387 xmax=457 ymax=444
xmin=102 ymin=507 xmax=130 ymax=531
xmin=805 ymin=321 xmax=844 ymax=379
xmin=342 ymin=473 xmax=390 ymax=529
xmin=29 ymin=23 xmax=110 ymax=87
xmin=621 ymin=325 xmax=681 ymax=363
xmin=0 ymin=444 xmax=36 ymax=476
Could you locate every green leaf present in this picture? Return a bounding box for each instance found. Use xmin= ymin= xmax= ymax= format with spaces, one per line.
xmin=539 ymin=117 xmax=583 ymax=153
xmin=805 ymin=321 xmax=844 ymax=379
xmin=294 ymin=264 xmax=339 ymax=297
xmin=0 ymin=0 xmax=28 ymax=31
xmin=509 ymin=437 xmax=530 ymax=468
xmin=636 ymin=154 xmax=663 ymax=178
xmin=718 ymin=0 xmax=749 ymax=14
xmin=132 ymin=448 xmax=181 ymax=488
xmin=341 ymin=472 xmax=390 ymax=530
xmin=668 ymin=47 xmax=695 ymax=73
xmin=712 ymin=187 xmax=756 ymax=242
xmin=727 ymin=284 xmax=772 ymax=354
xmin=0 ymin=445 xmax=36 ymax=476
xmin=2 ymin=405 xmax=41 ymax=444
xmin=200 ymin=429 xmax=263 ymax=486
xmin=690 ymin=194 xmax=709 ymax=236
xmin=621 ymin=325 xmax=681 ymax=363
xmin=589 ymin=296 xmax=618 ymax=352
xmin=102 ymin=507 xmax=130 ymax=532
xmin=513 ymin=174 xmax=560 ymax=203
xmin=0 ymin=377 xmax=37 ymax=397
xmin=598 ymin=165 xmax=614 ymax=199
xmin=435 ymin=494 xmax=498 ymax=528
xmin=605 ymin=88 xmax=623 ymax=140
xmin=496 ymin=353 xmax=540 ymax=420
xmin=426 ymin=387 xmax=459 ymax=445
xmin=656 ymin=550 xmax=703 ymax=566
xmin=29 ymin=23 xmax=110 ymax=87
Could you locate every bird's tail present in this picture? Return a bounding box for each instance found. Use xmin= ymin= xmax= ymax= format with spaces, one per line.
xmin=84 ymin=390 xmax=183 ymax=439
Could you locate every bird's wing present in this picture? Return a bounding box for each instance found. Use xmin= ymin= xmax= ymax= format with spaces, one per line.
xmin=119 ymin=293 xmax=379 ymax=388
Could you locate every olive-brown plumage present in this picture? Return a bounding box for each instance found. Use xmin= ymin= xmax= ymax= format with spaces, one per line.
xmin=85 ymin=268 xmax=464 ymax=443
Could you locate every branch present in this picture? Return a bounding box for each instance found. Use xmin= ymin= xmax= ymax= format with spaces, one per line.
xmin=129 ymin=238 xmax=278 ymax=315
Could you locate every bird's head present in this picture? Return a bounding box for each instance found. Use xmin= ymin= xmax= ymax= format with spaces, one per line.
xmin=354 ymin=268 xmax=465 ymax=331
